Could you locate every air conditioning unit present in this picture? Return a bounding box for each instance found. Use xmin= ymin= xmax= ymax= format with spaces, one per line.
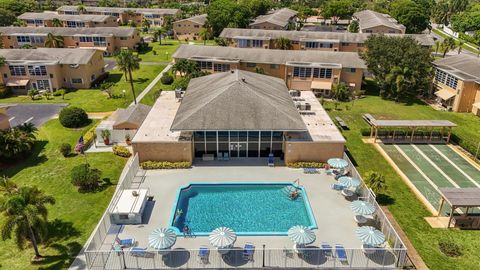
xmin=132 ymin=190 xmax=139 ymax=196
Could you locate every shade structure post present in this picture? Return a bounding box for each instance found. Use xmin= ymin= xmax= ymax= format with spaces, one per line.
xmin=410 ymin=127 xmax=415 ymax=142
xmin=374 ymin=127 xmax=378 ymax=143
xmin=448 ymin=206 xmax=455 ymax=228
xmin=437 ymin=198 xmax=445 ymax=217
xmin=447 ymin=127 xmax=452 ymax=143
xmin=370 ymin=126 xmax=374 ymax=138
xmin=392 ymin=129 xmax=396 ymax=141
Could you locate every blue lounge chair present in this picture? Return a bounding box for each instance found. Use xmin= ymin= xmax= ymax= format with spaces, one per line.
xmin=321 ymin=242 xmax=332 ymax=257
xmin=217 ymin=153 xmax=224 ymax=161
xmin=198 ymin=246 xmax=210 ymax=264
xmin=268 ymin=154 xmax=274 ymax=167
xmin=130 ymin=247 xmax=147 ymax=257
xmin=335 ymin=244 xmax=348 ymax=263
xmin=243 ymin=243 xmax=255 ymax=261
xmin=115 ymin=236 xmax=135 ymax=247
xmin=223 ymin=152 xmax=230 ymax=161
xmin=331 ymin=184 xmax=344 ymax=191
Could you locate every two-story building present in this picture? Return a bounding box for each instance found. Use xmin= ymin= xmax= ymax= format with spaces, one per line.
xmin=18 ymin=12 xmax=118 ymax=28
xmin=249 ymin=8 xmax=297 ymax=30
xmin=219 ymin=28 xmax=434 ymax=51
xmin=433 ymin=54 xmax=480 ymax=115
xmin=0 ymin=48 xmax=106 ymax=94
xmin=353 ymin=10 xmax=406 ymax=34
xmin=0 ymin=27 xmax=141 ymax=56
xmin=172 ymin=45 xmax=366 ymax=95
xmin=57 ymin=6 xmax=180 ymax=27
xmin=173 ymin=14 xmax=208 ymax=40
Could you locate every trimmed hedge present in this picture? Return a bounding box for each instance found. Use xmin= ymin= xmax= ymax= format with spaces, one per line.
xmin=59 ymin=143 xmax=71 ymax=157
xmin=0 ymin=85 xmax=12 ymax=98
xmin=113 ymin=145 xmax=131 ymax=158
xmin=83 ymin=124 xmax=98 ymax=148
xmin=287 ymin=162 xmax=325 ymax=168
xmin=59 ymin=106 xmax=89 ymax=128
xmin=141 ymin=161 xmax=191 ymax=169
xmin=160 ymin=73 xmax=174 ymax=85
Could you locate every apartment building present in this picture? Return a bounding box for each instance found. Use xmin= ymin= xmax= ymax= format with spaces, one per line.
xmin=433 ymin=54 xmax=480 ymax=115
xmin=0 ymin=48 xmax=106 ymax=94
xmin=57 ymin=6 xmax=180 ymax=27
xmin=353 ymin=10 xmax=406 ymax=34
xmin=173 ymin=14 xmax=207 ymax=40
xmin=0 ymin=27 xmax=140 ymax=56
xmin=18 ymin=12 xmax=118 ymax=28
xmin=172 ymin=45 xmax=366 ymax=95
xmin=219 ymin=28 xmax=434 ymax=51
xmin=249 ymin=8 xmax=297 ymax=30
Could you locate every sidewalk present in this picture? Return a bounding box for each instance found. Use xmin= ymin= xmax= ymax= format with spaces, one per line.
xmin=130 ymin=63 xmax=172 ymax=107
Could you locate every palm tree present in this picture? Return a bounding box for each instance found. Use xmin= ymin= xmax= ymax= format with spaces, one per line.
xmin=115 ymin=50 xmax=140 ymax=104
xmin=199 ymin=27 xmax=210 ymax=45
xmin=153 ymin=28 xmax=166 ymax=45
xmin=0 ymin=176 xmax=17 ymax=195
xmin=434 ymin=40 xmax=441 ymax=56
xmin=364 ymin=171 xmax=387 ymax=194
xmin=0 ymin=186 xmax=55 ymax=259
xmin=141 ymin=18 xmax=151 ymax=32
xmin=457 ymin=40 xmax=464 ymax=54
xmin=172 ymin=59 xmax=199 ymax=77
xmin=51 ymin=18 xmax=62 ymax=27
xmin=77 ymin=4 xmax=87 ymax=14
xmin=275 ymin=37 xmax=292 ymax=50
xmin=441 ymin=37 xmax=457 ymax=57
xmin=385 ymin=66 xmax=413 ymax=101
xmin=44 ymin=33 xmax=64 ymax=48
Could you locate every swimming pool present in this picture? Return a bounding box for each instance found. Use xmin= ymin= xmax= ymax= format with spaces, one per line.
xmin=169 ymin=183 xmax=317 ymax=236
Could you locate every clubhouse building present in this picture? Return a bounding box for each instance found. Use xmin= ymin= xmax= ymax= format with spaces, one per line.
xmin=219 ymin=28 xmax=434 ymax=52
xmin=433 ymin=54 xmax=480 ymax=115
xmin=132 ymin=70 xmax=345 ymax=163
xmin=172 ymin=45 xmax=366 ymax=94
xmin=0 ymin=48 xmax=105 ymax=93
xmin=18 ymin=12 xmax=118 ymax=28
xmin=0 ymin=27 xmax=141 ymax=55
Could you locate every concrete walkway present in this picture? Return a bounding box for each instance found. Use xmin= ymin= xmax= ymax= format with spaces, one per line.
xmin=130 ymin=63 xmax=172 ymax=107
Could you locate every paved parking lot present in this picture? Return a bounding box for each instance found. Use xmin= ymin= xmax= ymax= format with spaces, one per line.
xmin=3 ymin=103 xmax=67 ymax=127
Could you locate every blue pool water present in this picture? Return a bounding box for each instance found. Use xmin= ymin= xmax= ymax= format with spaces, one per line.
xmin=170 ymin=183 xmax=317 ymax=236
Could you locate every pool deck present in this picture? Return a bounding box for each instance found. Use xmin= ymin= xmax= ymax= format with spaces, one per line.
xmin=94 ymin=164 xmax=400 ymax=269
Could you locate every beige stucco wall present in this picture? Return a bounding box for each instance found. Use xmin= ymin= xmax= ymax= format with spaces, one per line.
xmin=361 ymin=25 xmax=404 ymax=34
xmin=284 ymin=141 xmax=345 ymax=163
xmin=0 ymin=112 xmax=10 ymax=130
xmin=250 ymin=22 xmax=286 ymax=30
xmin=173 ymin=19 xmax=204 ymax=40
xmin=132 ymin=142 xmax=193 ymax=163
xmin=434 ymin=79 xmax=480 ymax=113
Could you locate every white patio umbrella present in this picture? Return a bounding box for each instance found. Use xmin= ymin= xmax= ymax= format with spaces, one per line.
xmin=327 ymin=158 xmax=349 ymax=169
xmin=350 ymin=200 xmax=376 ymax=216
xmin=288 ymin=225 xmax=316 ymax=245
xmin=338 ymin=176 xmax=361 ymax=188
xmin=148 ymin=227 xmax=177 ymax=250
xmin=209 ymin=227 xmax=237 ymax=248
xmin=356 ymin=226 xmax=385 ymax=246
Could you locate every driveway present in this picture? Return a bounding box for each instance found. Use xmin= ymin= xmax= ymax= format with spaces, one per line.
xmin=2 ymin=103 xmax=67 ymax=128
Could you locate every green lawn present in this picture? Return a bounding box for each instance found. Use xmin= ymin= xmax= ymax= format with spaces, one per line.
xmin=137 ymin=38 xmax=181 ymax=63
xmin=0 ymin=120 xmax=127 ymax=270
xmin=325 ymin=84 xmax=480 ymax=269
xmin=0 ymin=64 xmax=166 ymax=112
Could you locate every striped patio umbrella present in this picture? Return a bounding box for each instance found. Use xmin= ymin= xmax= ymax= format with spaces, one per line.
xmin=288 ymin=225 xmax=316 ymax=245
xmin=350 ymin=200 xmax=376 ymax=215
xmin=338 ymin=176 xmax=361 ymax=188
xmin=327 ymin=158 xmax=349 ymax=169
xmin=148 ymin=228 xmax=177 ymax=249
xmin=355 ymin=226 xmax=385 ymax=246
xmin=209 ymin=227 xmax=237 ymax=248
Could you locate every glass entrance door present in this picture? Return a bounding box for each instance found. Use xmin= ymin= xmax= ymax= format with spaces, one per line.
xmin=230 ymin=142 xmax=238 ymax=158
xmin=238 ymin=142 xmax=247 ymax=157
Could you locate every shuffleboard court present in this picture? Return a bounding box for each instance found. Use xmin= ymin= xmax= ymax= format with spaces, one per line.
xmin=379 ymin=143 xmax=480 ymax=214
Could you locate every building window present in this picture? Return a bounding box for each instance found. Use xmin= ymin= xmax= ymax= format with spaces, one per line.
xmin=67 ymin=21 xmax=85 ymax=28
xmin=312 ymin=68 xmax=332 ymax=79
xmin=348 ymin=68 xmax=356 ymax=73
xmin=91 ymin=74 xmax=96 ymax=81
xmin=197 ymin=61 xmax=212 ymax=70
xmin=16 ymin=36 xmax=31 ymax=43
xmin=237 ymin=39 xmax=250 ymax=48
xmin=341 ymin=42 xmax=350 ymax=46
xmin=270 ymin=64 xmax=279 ymax=69
xmin=120 ymin=37 xmax=128 ymax=40
xmin=93 ymin=36 xmax=106 ymax=46
xmin=9 ymin=66 xmax=26 ymax=76
xmin=28 ymin=65 xmax=47 ymax=76
xmin=36 ymin=80 xmax=50 ymax=90
xmin=246 ymin=63 xmax=256 ymax=68
xmin=293 ymin=67 xmax=312 ymax=78
xmin=71 ymin=78 xmax=83 ymax=84
xmin=213 ymin=63 xmax=230 ymax=72
xmin=31 ymin=36 xmax=44 ymax=44
xmin=252 ymin=40 xmax=263 ymax=47
xmin=305 ymin=42 xmax=319 ymax=48
xmin=79 ymin=36 xmax=93 ymax=42
xmin=435 ymin=69 xmax=458 ymax=89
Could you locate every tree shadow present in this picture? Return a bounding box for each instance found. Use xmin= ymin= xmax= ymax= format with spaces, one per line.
xmin=33 ymin=242 xmax=83 ymax=270
xmin=376 ymin=194 xmax=395 ymax=206
xmin=105 ymin=73 xmax=124 ymax=84
xmin=137 ymin=46 xmax=153 ymax=54
xmin=45 ymin=219 xmax=81 ymax=244
xmin=301 ymin=246 xmax=328 ymax=265
xmin=222 ymin=248 xmax=249 ymax=267
xmin=0 ymin=140 xmax=48 ymax=178
xmin=163 ymin=248 xmax=191 ymax=267
xmin=133 ymin=77 xmax=149 ymax=84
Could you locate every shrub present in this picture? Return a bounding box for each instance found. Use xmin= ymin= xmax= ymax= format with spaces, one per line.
xmin=141 ymin=161 xmax=191 ymax=169
xmin=160 ymin=73 xmax=174 ymax=85
xmin=113 ymin=145 xmax=131 ymax=158
xmin=59 ymin=143 xmax=71 ymax=157
xmin=59 ymin=106 xmax=89 ymax=128
xmin=28 ymin=89 xmax=39 ymax=100
xmin=70 ymin=164 xmax=102 ymax=191
xmin=52 ymin=90 xmax=62 ymax=96
xmin=0 ymin=85 xmax=12 ymax=98
xmin=83 ymin=123 xmax=99 ymax=148
xmin=287 ymin=162 xmax=325 ymax=168
xmin=438 ymin=239 xmax=463 ymax=257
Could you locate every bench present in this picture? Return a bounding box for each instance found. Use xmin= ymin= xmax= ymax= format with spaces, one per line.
xmin=335 ymin=116 xmax=349 ymax=130
xmin=362 ymin=113 xmax=375 ymax=125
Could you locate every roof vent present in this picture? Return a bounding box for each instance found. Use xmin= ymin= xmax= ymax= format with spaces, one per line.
xmin=241 ymin=77 xmax=246 ymax=82
xmin=230 ymin=70 xmax=234 ymax=73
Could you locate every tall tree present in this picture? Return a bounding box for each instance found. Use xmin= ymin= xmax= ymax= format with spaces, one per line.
xmin=141 ymin=18 xmax=151 ymax=31
xmin=362 ymin=35 xmax=433 ymax=100
xmin=207 ymin=0 xmax=252 ymax=36
xmin=0 ymin=8 xmax=16 ymax=26
xmin=44 ymin=33 xmax=64 ymax=48
xmin=390 ymin=0 xmax=430 ymax=34
xmin=441 ymin=37 xmax=457 ymax=57
xmin=321 ymin=0 xmax=355 ymax=24
xmin=274 ymin=37 xmax=292 ymax=50
xmin=199 ymin=27 xmax=210 ymax=45
xmin=348 ymin=20 xmax=359 ymax=33
xmin=172 ymin=59 xmax=200 ymax=77
xmin=1 ymin=185 xmax=55 ymax=259
xmin=153 ymin=28 xmax=166 ymax=44
xmin=77 ymin=4 xmax=87 ymax=14
xmin=115 ymin=50 xmax=140 ymax=104
xmin=51 ymin=18 xmax=62 ymax=27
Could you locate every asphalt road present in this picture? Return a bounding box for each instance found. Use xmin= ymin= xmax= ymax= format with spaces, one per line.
xmin=3 ymin=103 xmax=67 ymax=128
